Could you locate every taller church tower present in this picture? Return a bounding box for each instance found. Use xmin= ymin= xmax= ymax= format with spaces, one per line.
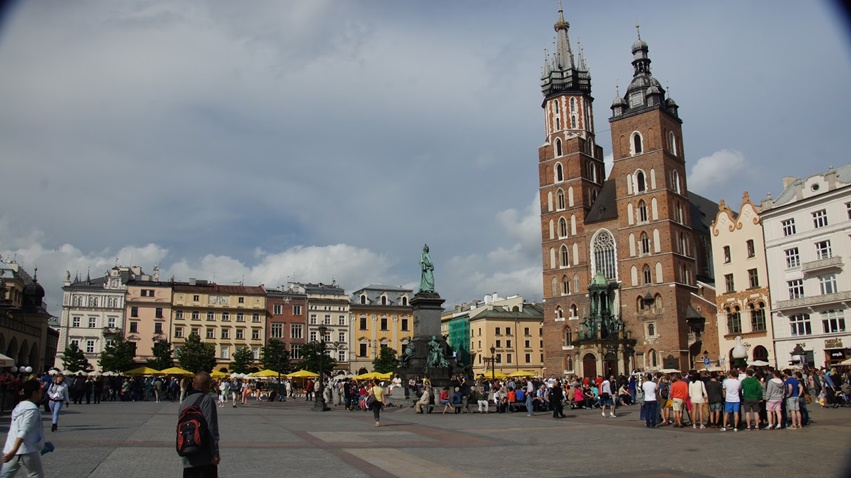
xmin=539 ymin=18 xmax=718 ymax=378
xmin=538 ymin=6 xmax=605 ymax=336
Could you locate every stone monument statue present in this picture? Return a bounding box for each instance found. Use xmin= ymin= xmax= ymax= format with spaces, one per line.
xmin=419 ymin=244 xmax=435 ymax=293
xmin=426 ymin=335 xmax=448 ymax=369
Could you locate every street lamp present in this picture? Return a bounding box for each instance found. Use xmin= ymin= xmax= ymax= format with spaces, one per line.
xmin=490 ymin=345 xmax=496 ymax=382
xmin=312 ymin=325 xmax=329 ymax=412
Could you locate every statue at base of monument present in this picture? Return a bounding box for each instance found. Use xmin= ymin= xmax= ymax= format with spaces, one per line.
xmin=419 ymin=244 xmax=435 ymax=294
xmin=426 ymin=335 xmax=447 ymax=368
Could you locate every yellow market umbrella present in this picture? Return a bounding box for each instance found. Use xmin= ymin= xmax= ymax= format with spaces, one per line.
xmin=507 ymin=370 xmax=538 ymax=378
xmin=287 ymin=369 xmax=319 ymax=379
xmin=249 ymin=369 xmax=282 ymax=378
xmin=376 ymin=372 xmax=393 ymax=380
xmin=211 ymin=370 xmax=228 ymax=379
xmin=124 ymin=366 xmax=161 ymax=376
xmin=159 ymin=367 xmax=194 ymax=377
xmin=353 ymin=372 xmax=381 ymax=381
xmin=478 ymin=371 xmax=507 ymax=380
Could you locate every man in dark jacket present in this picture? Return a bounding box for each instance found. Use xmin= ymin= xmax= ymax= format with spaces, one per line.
xmin=549 ymin=381 xmax=566 ymax=418
xmin=178 ymin=372 xmax=220 ymax=478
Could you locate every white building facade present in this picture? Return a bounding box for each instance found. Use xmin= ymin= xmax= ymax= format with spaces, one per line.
xmin=710 ymin=193 xmax=775 ymax=367
xmin=58 ymin=266 xmax=141 ymax=371
xmin=762 ymin=165 xmax=851 ymax=369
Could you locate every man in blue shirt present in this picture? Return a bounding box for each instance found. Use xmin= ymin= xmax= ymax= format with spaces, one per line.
xmin=784 ymin=370 xmax=801 ymax=429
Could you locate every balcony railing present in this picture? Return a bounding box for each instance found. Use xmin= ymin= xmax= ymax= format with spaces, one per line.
xmin=775 ymin=290 xmax=851 ymax=310
xmin=801 ymin=256 xmax=843 ymax=273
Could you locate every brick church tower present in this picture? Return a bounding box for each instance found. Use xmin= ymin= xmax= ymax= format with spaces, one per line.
xmin=539 ymin=12 xmax=719 ymax=379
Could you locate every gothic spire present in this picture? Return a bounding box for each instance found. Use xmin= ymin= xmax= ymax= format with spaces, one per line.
xmin=553 ymin=1 xmax=575 ymax=70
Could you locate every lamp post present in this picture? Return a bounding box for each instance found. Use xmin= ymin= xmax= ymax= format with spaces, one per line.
xmin=490 ymin=345 xmax=496 ymax=382
xmin=312 ymin=325 xmax=329 ymax=412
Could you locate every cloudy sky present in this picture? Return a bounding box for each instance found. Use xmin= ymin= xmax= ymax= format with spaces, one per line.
xmin=1 ymin=1 xmax=850 ymax=313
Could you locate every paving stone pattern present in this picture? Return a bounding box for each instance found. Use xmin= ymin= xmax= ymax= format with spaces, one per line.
xmin=3 ymin=398 xmax=848 ymax=477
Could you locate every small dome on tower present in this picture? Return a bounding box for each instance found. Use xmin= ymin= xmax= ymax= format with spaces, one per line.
xmin=632 ymin=37 xmax=648 ymax=53
xmin=646 ymin=85 xmax=662 ymax=96
xmin=666 ymin=96 xmax=678 ymax=107
xmin=611 ymin=94 xmax=627 ymax=107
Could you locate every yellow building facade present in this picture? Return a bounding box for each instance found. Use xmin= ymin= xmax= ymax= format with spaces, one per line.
xmin=171 ymin=281 xmax=266 ymax=371
xmin=350 ymin=285 xmax=413 ymax=374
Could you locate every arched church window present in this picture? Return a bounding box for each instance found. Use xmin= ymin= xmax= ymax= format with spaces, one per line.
xmin=592 ymin=230 xmax=617 ymax=280
xmin=562 ymin=275 xmax=570 ymax=295
xmin=633 ymin=132 xmax=643 ymax=154
xmin=669 ymin=131 xmax=677 ymax=156
xmin=555 ymin=139 xmax=563 ymax=158
xmin=564 ymin=327 xmax=572 ymax=345
xmin=555 ymin=306 xmax=563 ymax=318
xmin=560 ymin=245 xmax=569 ymax=267
xmin=638 ymin=200 xmax=648 ymax=222
xmin=571 ymin=115 xmax=577 ymax=129
xmin=671 ymin=170 xmax=681 ymax=194
xmin=640 ymin=232 xmax=650 ymax=254
xmin=570 ymin=304 xmax=578 ymax=318
xmin=555 ymin=162 xmax=564 ymax=181
xmin=557 ymin=189 xmax=565 ymax=210
xmin=559 ymin=218 xmax=568 ymax=238
xmin=643 ymin=265 xmax=652 ymax=284
xmin=570 ymin=98 xmax=576 ymax=112
xmin=554 ymin=99 xmax=560 ymax=114
xmin=636 ymin=171 xmax=646 ymax=192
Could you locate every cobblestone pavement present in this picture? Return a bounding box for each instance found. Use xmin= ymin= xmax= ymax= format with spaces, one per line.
xmin=5 ymin=397 xmax=849 ymax=477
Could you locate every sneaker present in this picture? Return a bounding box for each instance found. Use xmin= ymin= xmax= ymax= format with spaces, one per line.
xmin=700 ymin=425 xmax=705 ymax=429
xmin=602 ymin=411 xmax=606 ymax=417
xmin=733 ymin=428 xmax=738 ymax=432
xmin=721 ymin=427 xmax=726 ymax=432
xmin=610 ymin=413 xmax=616 ymax=418
xmin=692 ymin=424 xmax=697 ymax=429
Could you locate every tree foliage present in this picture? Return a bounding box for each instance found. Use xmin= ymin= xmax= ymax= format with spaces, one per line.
xmin=61 ymin=342 xmax=91 ymax=372
xmin=149 ymin=340 xmax=174 ymax=370
xmin=373 ymin=345 xmax=398 ymax=373
xmin=298 ymin=342 xmax=336 ymax=374
xmin=261 ymin=339 xmax=290 ymax=373
xmin=230 ymin=347 xmax=254 ymax=374
xmin=175 ymin=333 xmax=216 ymax=374
xmin=99 ymin=336 xmax=137 ymax=372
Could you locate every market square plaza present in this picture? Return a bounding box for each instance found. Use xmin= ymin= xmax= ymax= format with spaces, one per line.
xmin=6 ymin=398 xmax=849 ymax=477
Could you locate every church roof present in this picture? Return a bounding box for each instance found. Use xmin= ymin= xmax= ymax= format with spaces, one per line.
xmin=585 ymin=180 xmax=618 ymax=224
xmin=688 ymin=191 xmax=718 ymax=235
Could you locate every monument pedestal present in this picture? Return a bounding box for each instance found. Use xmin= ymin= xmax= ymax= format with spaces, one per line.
xmin=396 ymin=292 xmax=453 ymax=392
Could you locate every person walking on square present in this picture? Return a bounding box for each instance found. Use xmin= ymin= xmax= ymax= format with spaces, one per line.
xmin=688 ymin=372 xmax=708 ymax=428
xmin=46 ymin=374 xmax=70 ymax=432
xmin=600 ymin=376 xmax=616 ymax=418
xmin=741 ymin=369 xmax=763 ymax=430
xmin=722 ymin=371 xmax=741 ymax=431
xmin=178 ymin=372 xmax=220 ymax=478
xmin=669 ymin=375 xmax=689 ymax=428
xmin=642 ymin=373 xmax=658 ymax=428
xmin=1 ymin=380 xmax=49 ymax=478
xmin=549 ymin=381 xmax=565 ymax=418
xmin=367 ymin=380 xmax=385 ymax=427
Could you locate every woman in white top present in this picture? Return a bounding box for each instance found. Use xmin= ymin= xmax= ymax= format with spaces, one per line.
xmin=46 ymin=374 xmax=70 ymax=432
xmin=688 ymin=372 xmax=708 ymax=429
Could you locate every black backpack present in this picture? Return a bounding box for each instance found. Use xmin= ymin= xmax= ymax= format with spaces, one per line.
xmin=659 ymin=382 xmax=670 ymax=400
xmin=176 ymin=394 xmax=209 ymax=457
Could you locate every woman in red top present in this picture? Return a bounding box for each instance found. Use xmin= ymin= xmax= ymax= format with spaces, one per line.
xmin=439 ymin=388 xmax=455 ymax=414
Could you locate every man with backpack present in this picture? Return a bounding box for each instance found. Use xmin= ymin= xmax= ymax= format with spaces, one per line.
xmin=177 ymin=372 xmax=220 ymax=478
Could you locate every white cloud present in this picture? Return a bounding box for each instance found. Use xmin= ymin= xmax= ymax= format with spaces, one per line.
xmin=687 ymin=149 xmax=747 ymax=196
